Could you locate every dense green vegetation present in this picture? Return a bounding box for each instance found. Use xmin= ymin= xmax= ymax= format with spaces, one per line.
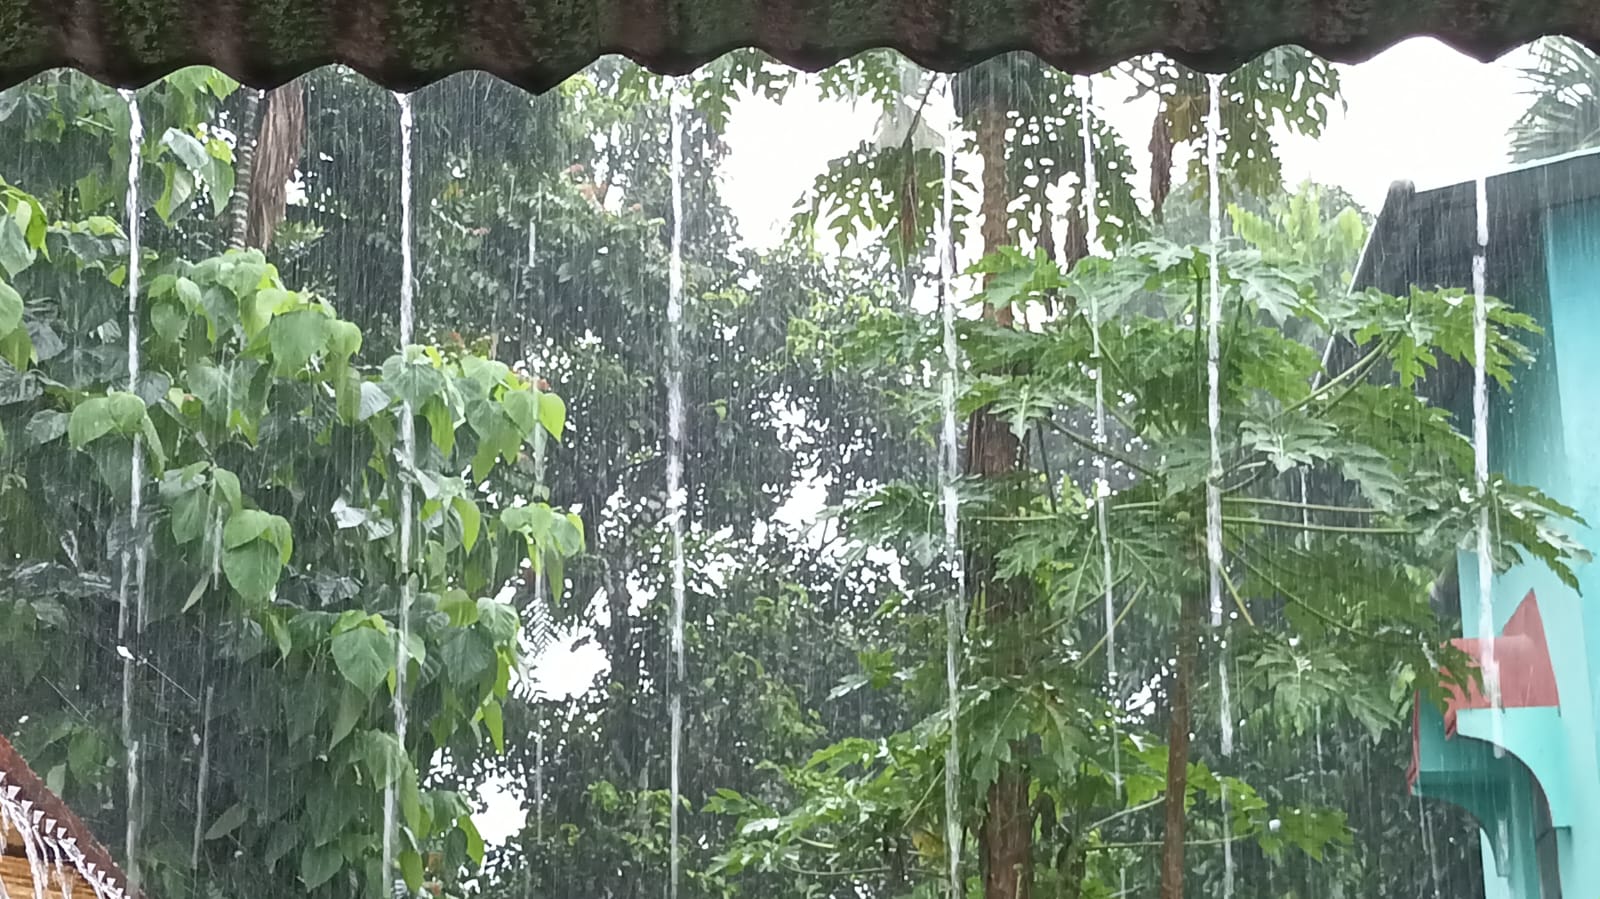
xmin=0 ymin=47 xmax=1589 ymax=899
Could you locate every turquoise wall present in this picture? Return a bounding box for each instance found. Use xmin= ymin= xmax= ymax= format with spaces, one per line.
xmin=1414 ymin=195 xmax=1600 ymax=899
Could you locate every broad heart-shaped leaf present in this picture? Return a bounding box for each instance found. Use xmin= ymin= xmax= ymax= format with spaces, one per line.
xmin=223 ymin=540 xmax=283 ymax=603
xmin=0 ymin=278 xmax=21 ymax=334
xmin=223 ymin=509 xmax=294 ymax=561
xmin=204 ymin=801 xmax=248 ymax=841
xmin=300 ymin=842 xmax=343 ymax=889
xmin=481 ymin=698 xmax=505 ymax=753
xmin=458 ymin=814 xmax=485 ymax=867
xmin=500 ymin=503 xmax=555 ymax=540
xmin=421 ymin=395 xmax=455 ymax=456
xmin=25 ymin=410 xmax=67 ymax=446
xmin=266 ymin=309 xmax=330 ymax=374
xmin=356 ymin=729 xmax=408 ymax=789
xmin=68 ymin=392 xmax=146 ymax=449
xmin=150 ymin=299 xmax=188 ymax=343
xmin=438 ymin=588 xmax=479 ymax=627
xmin=161 ymin=127 xmax=212 ymax=176
xmin=0 ymin=216 xmax=32 ymax=279
xmin=331 ymin=627 xmax=392 ymax=696
xmin=437 ymin=627 xmax=496 ymax=687
xmin=399 ymin=771 xmax=422 ymax=835
xmin=324 ymin=319 xmax=362 ymax=359
xmin=399 ymin=850 xmax=424 ymax=892
xmin=381 ymin=354 xmax=447 ymax=409
xmin=212 ymin=467 xmax=242 ymax=512
xmin=502 ymin=388 xmax=538 ymax=434
xmin=539 ymin=391 xmax=567 ymax=441
xmin=329 ymin=687 xmax=363 ymax=750
xmin=357 ymin=381 xmax=391 ymax=421
xmin=452 ymin=497 xmax=481 ymax=552
xmin=0 ymin=326 xmax=31 ymax=372
xmin=169 ymin=488 xmax=210 ymax=545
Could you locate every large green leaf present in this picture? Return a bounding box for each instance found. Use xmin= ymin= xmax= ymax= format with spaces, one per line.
xmin=331 ymin=627 xmax=392 ymax=696
xmin=539 ymin=390 xmax=567 ymax=441
xmin=223 ymin=540 xmax=283 ymax=602
xmin=356 ymin=730 xmax=408 ymax=789
xmin=266 ymin=309 xmax=330 ymax=373
xmin=68 ymin=392 xmax=145 ymax=449
xmin=204 ymin=802 xmax=249 ymax=841
xmin=0 ymin=217 xmax=32 ymax=278
xmin=0 ymin=279 xmax=21 ymax=334
xmin=300 ymin=843 xmax=343 ymax=889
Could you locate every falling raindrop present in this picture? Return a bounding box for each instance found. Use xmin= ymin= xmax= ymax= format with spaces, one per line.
xmin=116 ymin=86 xmax=145 ymax=898
xmin=1471 ymin=173 xmax=1504 ymax=759
xmin=1204 ymin=71 xmax=1235 ymax=899
xmin=1076 ymin=73 xmax=1121 ymax=797
xmin=534 ymin=729 xmax=545 ymax=844
xmin=382 ymin=89 xmax=418 ymax=890
xmin=666 ymin=77 xmax=689 ymax=899
xmin=936 ymin=74 xmax=965 ymax=899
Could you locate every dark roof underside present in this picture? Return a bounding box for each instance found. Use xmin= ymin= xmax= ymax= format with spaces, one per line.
xmin=1 ymin=0 xmax=1598 ymax=92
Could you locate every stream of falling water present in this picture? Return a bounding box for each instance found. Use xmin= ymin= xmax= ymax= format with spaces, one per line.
xmin=1471 ymin=173 xmax=1503 ymax=758
xmin=383 ymin=90 xmax=418 ymax=891
xmin=1203 ymin=72 xmax=1235 ymax=899
xmin=666 ymin=79 xmax=688 ymax=899
xmin=116 ymin=87 xmax=145 ymax=897
xmin=1076 ymin=72 xmax=1127 ymax=899
xmin=1075 ymin=73 xmax=1120 ymax=790
xmin=936 ymin=75 xmax=964 ymax=899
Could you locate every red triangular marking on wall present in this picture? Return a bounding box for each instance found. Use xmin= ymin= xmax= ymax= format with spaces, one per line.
xmin=1441 ymin=590 xmax=1560 ymax=736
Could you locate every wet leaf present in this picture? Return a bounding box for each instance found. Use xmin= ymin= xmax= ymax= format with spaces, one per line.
xmin=331 ymin=627 xmax=391 ymax=696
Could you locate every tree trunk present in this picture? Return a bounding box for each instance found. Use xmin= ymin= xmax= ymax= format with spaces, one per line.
xmin=226 ymin=90 xmax=262 ymax=249
xmin=246 ymin=82 xmax=306 ymax=251
xmin=226 ymin=82 xmax=306 ymax=252
xmin=971 ymin=98 xmax=1032 ymax=899
xmin=1159 ymin=590 xmax=1202 ymax=899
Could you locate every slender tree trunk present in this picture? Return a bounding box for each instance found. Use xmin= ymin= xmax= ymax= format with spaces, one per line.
xmin=226 ymin=82 xmax=306 ymax=252
xmin=1148 ymin=109 xmax=1174 ymax=223
xmin=970 ymin=98 xmax=1032 ymax=899
xmin=246 ymin=81 xmax=306 ymax=251
xmin=226 ymin=90 xmax=262 ymax=249
xmin=1159 ymin=590 xmax=1202 ymax=899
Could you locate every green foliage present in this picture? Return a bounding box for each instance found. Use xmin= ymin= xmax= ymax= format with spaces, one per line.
xmin=1510 ymin=37 xmax=1600 ymax=163
xmin=0 ymin=133 xmax=582 ymax=896
xmin=0 ymin=49 xmax=1527 ymax=899
xmin=738 ymin=237 xmax=1585 ymax=895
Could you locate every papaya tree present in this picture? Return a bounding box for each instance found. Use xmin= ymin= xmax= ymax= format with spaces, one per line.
xmin=713 ymin=238 xmax=1585 ymax=898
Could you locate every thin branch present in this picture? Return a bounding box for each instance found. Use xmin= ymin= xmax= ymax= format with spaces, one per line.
xmin=1227 ymin=544 xmax=1409 ymax=647
xmin=1076 ymin=583 xmax=1148 ymax=670
xmin=783 ymin=862 xmax=896 ymax=878
xmin=1282 ymin=335 xmax=1395 ymax=419
xmin=1218 ymin=561 xmax=1257 ymax=627
xmin=1090 ymin=835 xmax=1240 ymax=851
xmin=1089 ymin=796 xmax=1164 ymax=832
xmin=1044 ymin=419 xmax=1156 ymax=478
xmin=1225 ymin=496 xmax=1378 ymax=516
xmin=1221 ymin=515 xmax=1412 ymax=536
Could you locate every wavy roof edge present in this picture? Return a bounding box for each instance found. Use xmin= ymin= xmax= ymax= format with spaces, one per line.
xmin=0 ymin=0 xmax=1592 ymax=92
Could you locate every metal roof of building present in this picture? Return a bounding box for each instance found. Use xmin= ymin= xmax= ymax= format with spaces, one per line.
xmin=0 ymin=0 xmax=1596 ymax=92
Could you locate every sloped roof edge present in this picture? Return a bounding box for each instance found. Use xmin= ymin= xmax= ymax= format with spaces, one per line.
xmin=0 ymin=734 xmax=133 ymax=899
xmin=0 ymin=0 xmax=1593 ymax=92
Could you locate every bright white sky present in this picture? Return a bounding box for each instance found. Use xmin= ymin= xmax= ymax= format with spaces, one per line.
xmin=484 ymin=36 xmax=1544 ymax=845
xmin=721 ymin=38 xmax=1538 ymax=248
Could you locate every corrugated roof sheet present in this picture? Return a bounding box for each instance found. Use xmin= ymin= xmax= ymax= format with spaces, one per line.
xmin=0 ymin=0 xmax=1592 ymax=92
xmin=0 ymin=734 xmax=134 ymax=899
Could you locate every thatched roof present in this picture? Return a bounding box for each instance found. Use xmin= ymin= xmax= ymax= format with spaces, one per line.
xmin=0 ymin=0 xmax=1594 ymax=92
xmin=0 ymin=735 xmax=132 ymax=899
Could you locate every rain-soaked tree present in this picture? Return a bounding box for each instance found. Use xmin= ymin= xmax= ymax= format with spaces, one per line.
xmin=0 ymin=45 xmax=1579 ymax=899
